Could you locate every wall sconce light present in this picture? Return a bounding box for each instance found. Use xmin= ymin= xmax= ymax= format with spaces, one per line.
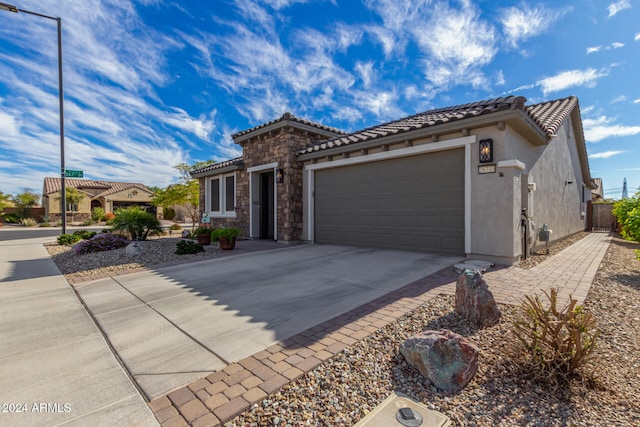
xmin=276 ymin=168 xmax=284 ymax=184
xmin=479 ymin=139 xmax=493 ymax=163
xmin=565 ymin=180 xmax=573 ymax=185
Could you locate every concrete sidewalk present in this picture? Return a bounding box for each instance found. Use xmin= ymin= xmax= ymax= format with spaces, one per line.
xmin=0 ymin=233 xmax=157 ymax=427
xmin=149 ymin=232 xmax=612 ymax=426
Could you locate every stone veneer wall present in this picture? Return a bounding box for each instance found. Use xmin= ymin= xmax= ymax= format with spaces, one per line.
xmin=241 ymin=127 xmax=322 ymax=242
xmin=199 ymin=126 xmax=326 ymax=242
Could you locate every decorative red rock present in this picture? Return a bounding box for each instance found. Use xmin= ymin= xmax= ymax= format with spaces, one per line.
xmin=455 ymin=270 xmax=502 ymax=328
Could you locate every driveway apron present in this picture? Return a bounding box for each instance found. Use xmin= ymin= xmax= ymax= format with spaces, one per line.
xmin=73 ymin=244 xmax=461 ymax=400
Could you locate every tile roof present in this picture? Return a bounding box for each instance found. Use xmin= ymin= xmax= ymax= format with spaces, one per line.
xmin=190 ymin=157 xmax=244 ymax=176
xmin=298 ymin=95 xmax=578 ymax=155
xmin=43 ymin=177 xmax=152 ymax=197
xmin=231 ymin=112 xmax=347 ymax=140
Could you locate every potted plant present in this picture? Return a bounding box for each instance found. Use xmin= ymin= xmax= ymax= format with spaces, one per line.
xmin=211 ymin=227 xmax=241 ymax=250
xmin=193 ymin=226 xmax=212 ymax=245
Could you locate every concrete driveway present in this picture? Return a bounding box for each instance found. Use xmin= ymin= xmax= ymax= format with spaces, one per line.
xmin=74 ymin=244 xmax=461 ymax=400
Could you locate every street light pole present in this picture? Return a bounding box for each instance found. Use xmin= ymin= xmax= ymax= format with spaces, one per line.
xmin=0 ymin=2 xmax=67 ymax=234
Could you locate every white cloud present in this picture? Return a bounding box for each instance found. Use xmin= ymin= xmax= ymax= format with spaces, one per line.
xmin=588 ymin=42 xmax=625 ymax=54
xmin=583 ymin=115 xmax=640 ymax=142
xmin=355 ymin=61 xmax=376 ymax=88
xmin=634 ymin=99 xmax=640 ymax=104
xmin=539 ymin=68 xmax=609 ymax=95
xmin=607 ymin=0 xmax=631 ymax=18
xmin=611 ymin=95 xmax=626 ymax=103
xmin=589 ymin=150 xmax=625 ymax=159
xmin=635 ymin=33 xmax=640 ymax=42
xmin=611 ymin=42 xmax=625 ymax=49
xmin=586 ymin=46 xmax=601 ymax=54
xmin=499 ymin=5 xmax=568 ymax=47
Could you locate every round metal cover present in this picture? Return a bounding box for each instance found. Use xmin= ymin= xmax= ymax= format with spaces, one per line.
xmin=395 ymin=407 xmax=423 ymax=426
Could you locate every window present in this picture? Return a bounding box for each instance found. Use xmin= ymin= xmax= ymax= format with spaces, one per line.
xmin=66 ymin=203 xmax=78 ymax=212
xmin=208 ymin=173 xmax=236 ymax=217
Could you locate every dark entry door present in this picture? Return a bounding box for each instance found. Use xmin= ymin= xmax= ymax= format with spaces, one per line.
xmin=260 ymin=172 xmax=275 ymax=239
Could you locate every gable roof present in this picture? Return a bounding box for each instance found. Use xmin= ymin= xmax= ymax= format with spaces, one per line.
xmin=190 ymin=157 xmax=244 ymax=178
xmin=231 ymin=112 xmax=347 ymax=143
xmin=298 ymin=96 xmax=579 ymax=155
xmin=43 ymin=178 xmax=153 ymax=198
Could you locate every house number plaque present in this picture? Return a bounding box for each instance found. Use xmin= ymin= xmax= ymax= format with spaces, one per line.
xmin=478 ymin=164 xmax=496 ymax=174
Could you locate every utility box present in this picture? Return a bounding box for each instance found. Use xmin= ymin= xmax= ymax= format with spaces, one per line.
xmin=538 ymin=224 xmax=552 ymax=242
xmin=354 ymin=392 xmax=451 ymax=427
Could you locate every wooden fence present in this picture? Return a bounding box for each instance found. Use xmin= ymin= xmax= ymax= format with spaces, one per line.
xmin=588 ymin=202 xmax=616 ymax=232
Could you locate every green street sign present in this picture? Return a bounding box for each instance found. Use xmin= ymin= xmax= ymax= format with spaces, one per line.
xmin=65 ymin=169 xmax=83 ymax=178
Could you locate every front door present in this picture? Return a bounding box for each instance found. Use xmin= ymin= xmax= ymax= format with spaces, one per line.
xmin=260 ymin=172 xmax=275 ymax=239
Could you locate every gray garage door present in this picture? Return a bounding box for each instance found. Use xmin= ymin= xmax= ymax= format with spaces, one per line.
xmin=314 ymin=149 xmax=464 ymax=255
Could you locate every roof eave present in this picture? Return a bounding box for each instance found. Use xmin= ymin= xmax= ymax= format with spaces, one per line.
xmin=191 ymin=163 xmax=244 ymax=178
xmin=570 ymin=107 xmax=595 ymax=189
xmin=297 ymin=110 xmax=549 ymax=161
xmin=233 ymin=120 xmax=342 ymax=145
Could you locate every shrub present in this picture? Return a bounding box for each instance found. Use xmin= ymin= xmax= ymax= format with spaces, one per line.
xmin=211 ymin=227 xmax=241 ymax=242
xmin=512 ymin=288 xmax=600 ymax=381
xmin=91 ymin=207 xmax=105 ymax=222
xmin=111 ymin=206 xmax=162 ymax=241
xmin=20 ymin=218 xmax=37 ymax=227
xmin=169 ymin=223 xmax=182 ymax=231
xmin=163 ymin=207 xmax=176 ymax=221
xmin=193 ymin=226 xmax=212 ymax=236
xmin=39 ymin=222 xmax=51 ymax=227
xmin=612 ymin=194 xmax=640 ymax=242
xmin=72 ymin=230 xmax=97 ymax=240
xmin=74 ymin=233 xmax=129 ymax=255
xmin=175 ymin=240 xmax=204 ymax=255
xmin=57 ymin=233 xmax=82 ymax=245
xmin=4 ymin=213 xmax=21 ymax=223
xmin=103 ymin=212 xmax=115 ymax=221
xmin=81 ymin=218 xmax=95 ymax=226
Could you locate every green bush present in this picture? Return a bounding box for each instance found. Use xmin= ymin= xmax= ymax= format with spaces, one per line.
xmin=74 ymin=233 xmax=129 ymax=255
xmin=175 ymin=240 xmax=204 ymax=255
xmin=169 ymin=223 xmax=182 ymax=231
xmin=211 ymin=227 xmax=241 ymax=242
xmin=39 ymin=222 xmax=51 ymax=227
xmin=111 ymin=206 xmax=162 ymax=241
xmin=512 ymin=288 xmax=600 ymax=381
xmin=91 ymin=207 xmax=105 ymax=222
xmin=163 ymin=207 xmax=176 ymax=221
xmin=57 ymin=234 xmax=82 ymax=245
xmin=3 ymin=213 xmax=21 ymax=223
xmin=73 ymin=230 xmax=97 ymax=240
xmin=612 ymin=194 xmax=640 ymax=242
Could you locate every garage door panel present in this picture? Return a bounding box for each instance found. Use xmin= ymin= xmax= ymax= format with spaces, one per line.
xmin=314 ymin=149 xmax=464 ymax=255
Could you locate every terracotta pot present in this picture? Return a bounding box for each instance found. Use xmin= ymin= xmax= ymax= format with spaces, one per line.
xmin=218 ymin=236 xmax=236 ymax=250
xmin=196 ymin=233 xmax=211 ymax=245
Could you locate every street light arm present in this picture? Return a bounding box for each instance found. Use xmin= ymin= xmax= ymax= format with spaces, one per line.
xmin=0 ymin=2 xmax=58 ymax=20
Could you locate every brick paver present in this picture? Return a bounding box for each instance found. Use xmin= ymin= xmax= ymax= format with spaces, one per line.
xmin=150 ymin=232 xmax=611 ymax=426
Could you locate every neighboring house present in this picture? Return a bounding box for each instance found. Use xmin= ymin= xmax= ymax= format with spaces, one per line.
xmin=591 ymin=178 xmax=604 ymax=200
xmin=42 ymin=178 xmax=156 ymax=222
xmin=193 ymin=96 xmax=595 ymax=265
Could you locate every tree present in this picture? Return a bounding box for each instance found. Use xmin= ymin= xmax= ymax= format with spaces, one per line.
xmin=111 ymin=206 xmax=162 ymax=241
xmin=152 ymin=161 xmax=215 ymax=231
xmin=12 ymin=190 xmax=40 ymax=219
xmin=55 ymin=187 xmax=85 ymax=224
xmin=0 ymin=191 xmax=11 ymax=222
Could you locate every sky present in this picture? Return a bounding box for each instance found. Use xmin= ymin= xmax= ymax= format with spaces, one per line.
xmin=0 ymin=0 xmax=638 ymax=200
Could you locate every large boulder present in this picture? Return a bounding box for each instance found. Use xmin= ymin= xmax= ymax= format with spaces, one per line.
xmin=455 ymin=270 xmax=501 ymax=328
xmin=125 ymin=241 xmax=143 ymax=257
xmin=400 ymin=329 xmax=479 ymax=393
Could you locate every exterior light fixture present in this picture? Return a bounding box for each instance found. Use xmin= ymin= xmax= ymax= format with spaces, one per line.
xmin=479 ymin=139 xmax=493 ymax=163
xmin=276 ymin=168 xmax=284 ymax=184
xmin=1 ymin=2 xmax=67 ymax=234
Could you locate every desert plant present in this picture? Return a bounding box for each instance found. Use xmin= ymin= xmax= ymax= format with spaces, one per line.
xmin=193 ymin=226 xmax=212 ymax=235
xmin=39 ymin=221 xmax=51 ymax=227
xmin=103 ymin=212 xmax=115 ymax=221
xmin=3 ymin=212 xmax=21 ymax=223
xmin=110 ymin=206 xmax=162 ymax=241
xmin=82 ymin=218 xmax=95 ymax=226
xmin=169 ymin=223 xmax=182 ymax=231
xmin=175 ymin=240 xmax=204 ymax=255
xmin=211 ymin=227 xmax=241 ymax=242
xmin=74 ymin=233 xmax=129 ymax=255
xmin=12 ymin=190 xmax=39 ymax=219
xmin=57 ymin=233 xmax=82 ymax=245
xmin=91 ymin=207 xmax=106 ymax=222
xmin=512 ymin=288 xmax=600 ymax=381
xmin=20 ymin=218 xmax=37 ymax=227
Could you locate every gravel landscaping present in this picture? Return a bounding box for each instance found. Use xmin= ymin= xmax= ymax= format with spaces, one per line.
xmin=226 ymin=236 xmax=639 ymax=426
xmin=44 ymin=232 xmax=639 ymax=425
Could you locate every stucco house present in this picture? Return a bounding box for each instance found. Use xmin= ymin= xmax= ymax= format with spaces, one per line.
xmin=42 ymin=178 xmax=156 ymax=222
xmin=192 ymin=95 xmax=595 ymax=265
